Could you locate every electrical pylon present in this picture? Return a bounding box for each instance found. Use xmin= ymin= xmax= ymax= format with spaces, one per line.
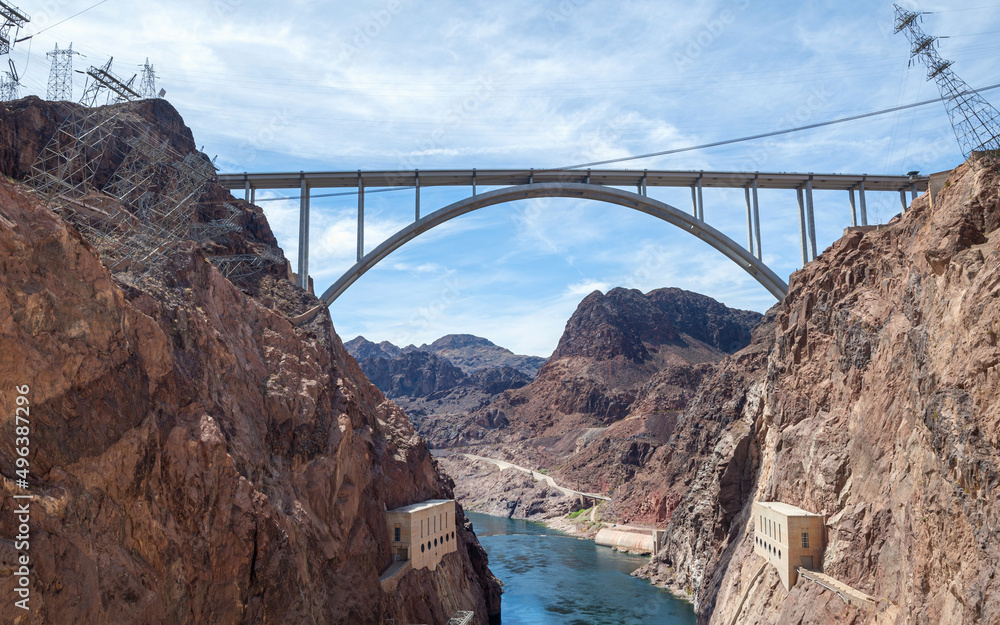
xmin=0 ymin=1 xmax=29 ymax=56
xmin=894 ymin=4 xmax=1000 ymax=163
xmin=46 ymin=43 xmax=81 ymax=101
xmin=138 ymin=58 xmax=158 ymax=99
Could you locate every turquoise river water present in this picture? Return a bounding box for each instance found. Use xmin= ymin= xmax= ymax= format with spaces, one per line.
xmin=467 ymin=512 xmax=696 ymax=625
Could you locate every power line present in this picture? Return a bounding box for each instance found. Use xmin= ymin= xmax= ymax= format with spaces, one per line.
xmin=18 ymin=0 xmax=111 ymax=40
xmin=558 ymin=81 xmax=1000 ymax=170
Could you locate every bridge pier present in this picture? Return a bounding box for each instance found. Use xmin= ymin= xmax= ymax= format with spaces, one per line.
xmin=805 ymin=178 xmax=817 ymax=261
xmin=899 ymin=189 xmax=908 ymax=214
xmin=298 ymin=174 xmax=310 ymax=289
xmin=849 ymin=189 xmax=858 ymax=227
xmin=859 ymin=180 xmax=868 ymax=226
xmin=797 ymin=188 xmax=808 ymax=266
xmin=244 ymin=176 xmax=250 ymax=202
xmin=415 ymin=170 xmax=421 ymax=220
xmin=358 ymin=172 xmax=365 ymax=262
xmin=691 ymin=174 xmax=704 ymax=220
xmin=745 ymin=186 xmax=755 ymax=256
xmin=752 ymin=178 xmax=762 ymax=261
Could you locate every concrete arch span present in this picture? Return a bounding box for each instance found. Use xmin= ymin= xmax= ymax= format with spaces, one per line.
xmin=319 ymin=182 xmax=788 ymax=305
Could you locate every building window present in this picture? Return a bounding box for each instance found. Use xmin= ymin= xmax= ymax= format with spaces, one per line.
xmin=802 ymin=532 xmax=810 ymax=548
xmin=778 ymin=525 xmax=781 ymax=543
xmin=421 ymin=544 xmax=425 ymax=553
xmin=434 ymin=538 xmax=438 ymax=547
xmin=778 ymin=550 xmax=782 ymax=560
xmin=394 ymin=527 xmax=401 ymax=542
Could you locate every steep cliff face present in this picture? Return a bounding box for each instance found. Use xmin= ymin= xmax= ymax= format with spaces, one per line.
xmin=0 ymin=99 xmax=500 ymax=625
xmin=638 ymin=160 xmax=1000 ymax=624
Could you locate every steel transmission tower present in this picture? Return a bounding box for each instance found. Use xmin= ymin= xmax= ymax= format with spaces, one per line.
xmin=0 ymin=72 xmax=17 ymax=100
xmin=138 ymin=58 xmax=158 ymax=99
xmin=46 ymin=43 xmax=81 ymax=101
xmin=0 ymin=0 xmax=29 ymax=56
xmin=894 ymin=4 xmax=1000 ymax=163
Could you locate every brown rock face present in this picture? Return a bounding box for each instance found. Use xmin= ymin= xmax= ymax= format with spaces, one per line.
xmin=635 ymin=160 xmax=1000 ymax=624
xmin=0 ymin=99 xmax=500 ymax=624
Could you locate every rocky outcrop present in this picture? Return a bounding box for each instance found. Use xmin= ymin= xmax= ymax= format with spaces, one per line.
xmin=636 ymin=160 xmax=1000 ymax=625
xmin=363 ymin=351 xmax=467 ymax=399
xmin=0 ymin=98 xmax=500 ymax=625
xmin=344 ymin=336 xmax=403 ymax=361
xmin=421 ymin=334 xmax=546 ymax=377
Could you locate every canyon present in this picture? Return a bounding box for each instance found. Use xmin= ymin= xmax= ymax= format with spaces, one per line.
xmin=357 ymin=160 xmax=1000 ymax=625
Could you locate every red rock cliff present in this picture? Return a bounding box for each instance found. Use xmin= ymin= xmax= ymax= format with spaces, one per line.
xmin=637 ymin=160 xmax=1000 ymax=624
xmin=0 ymin=98 xmax=500 ymax=625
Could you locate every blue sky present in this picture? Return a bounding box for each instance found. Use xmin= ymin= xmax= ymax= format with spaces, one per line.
xmin=6 ymin=0 xmax=1000 ymax=355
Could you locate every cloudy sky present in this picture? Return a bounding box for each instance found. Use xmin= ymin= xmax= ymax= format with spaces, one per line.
xmin=6 ymin=0 xmax=1000 ymax=355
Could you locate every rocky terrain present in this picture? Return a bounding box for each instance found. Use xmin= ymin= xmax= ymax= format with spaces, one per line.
xmin=345 ymin=335 xmax=539 ymax=445
xmin=628 ymin=159 xmax=1000 ymax=624
xmin=446 ymin=288 xmax=761 ymax=494
xmin=0 ymin=97 xmax=500 ymax=625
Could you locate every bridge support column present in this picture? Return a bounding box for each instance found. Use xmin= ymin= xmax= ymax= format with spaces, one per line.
xmin=806 ymin=179 xmax=817 ymax=261
xmin=911 ymin=182 xmax=918 ymax=201
xmin=641 ymin=171 xmax=648 ymax=196
xmin=744 ymin=186 xmax=754 ymax=255
xmin=797 ymin=188 xmax=809 ymax=266
xmin=415 ymin=170 xmax=421 ymax=220
xmin=298 ymin=174 xmax=310 ymax=290
xmin=244 ymin=176 xmax=250 ymax=202
xmin=849 ymin=189 xmax=858 ymax=227
xmin=859 ymin=180 xmax=868 ymax=226
xmin=358 ymin=172 xmax=365 ymax=262
xmin=752 ymin=178 xmax=761 ymax=261
xmin=251 ymin=187 xmax=255 ymax=205
xmin=697 ymin=175 xmax=704 ymax=221
xmin=900 ymin=189 xmax=908 ymax=214
xmin=472 ymin=169 xmax=477 ymax=196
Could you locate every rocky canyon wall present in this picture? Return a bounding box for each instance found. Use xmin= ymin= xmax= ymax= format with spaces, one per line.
xmin=0 ymin=98 xmax=500 ymax=625
xmin=638 ymin=160 xmax=1000 ymax=625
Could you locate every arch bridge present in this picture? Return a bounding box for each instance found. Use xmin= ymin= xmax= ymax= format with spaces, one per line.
xmin=216 ymin=169 xmax=929 ymax=304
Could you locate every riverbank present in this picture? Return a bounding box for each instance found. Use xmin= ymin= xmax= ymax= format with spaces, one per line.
xmin=467 ymin=512 xmax=696 ymax=624
xmin=439 ymin=451 xmax=700 ymax=605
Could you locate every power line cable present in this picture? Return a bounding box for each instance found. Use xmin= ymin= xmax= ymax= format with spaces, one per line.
xmin=16 ymin=0 xmax=112 ymax=41
xmin=557 ymin=81 xmax=1000 ymax=170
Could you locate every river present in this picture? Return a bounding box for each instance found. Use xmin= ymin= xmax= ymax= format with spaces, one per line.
xmin=467 ymin=512 xmax=696 ymax=625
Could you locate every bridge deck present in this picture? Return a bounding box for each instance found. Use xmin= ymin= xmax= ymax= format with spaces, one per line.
xmin=218 ymin=169 xmax=928 ymax=193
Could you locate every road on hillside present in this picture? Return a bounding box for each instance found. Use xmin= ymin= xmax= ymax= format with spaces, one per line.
xmin=432 ymin=450 xmax=611 ymax=502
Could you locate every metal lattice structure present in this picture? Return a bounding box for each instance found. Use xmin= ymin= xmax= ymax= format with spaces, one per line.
xmin=46 ymin=43 xmax=80 ymax=101
xmin=0 ymin=1 xmax=29 ymax=56
xmin=445 ymin=612 xmax=474 ymax=625
xmin=894 ymin=5 xmax=1000 ymax=163
xmin=190 ymin=203 xmax=242 ymax=240
xmin=209 ymin=246 xmax=284 ymax=281
xmin=27 ymin=98 xmax=218 ymax=273
xmin=0 ymin=69 xmax=16 ymax=100
xmin=139 ymin=58 xmax=158 ymax=99
xmin=80 ymin=58 xmax=141 ymax=108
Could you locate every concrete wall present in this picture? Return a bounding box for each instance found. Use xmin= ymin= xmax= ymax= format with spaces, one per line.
xmin=595 ymin=528 xmax=655 ymax=554
xmin=753 ymin=502 xmax=825 ymax=590
xmin=386 ymin=499 xmax=458 ymax=572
